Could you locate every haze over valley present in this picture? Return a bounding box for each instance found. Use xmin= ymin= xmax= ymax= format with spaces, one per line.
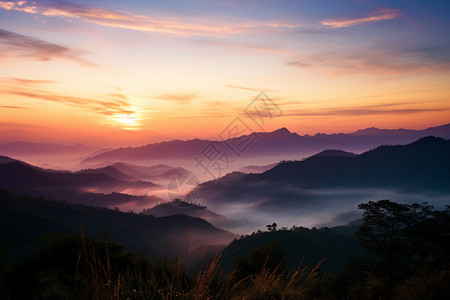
xmin=1 ymin=0 xmax=449 ymax=297
xmin=1 ymin=125 xmax=449 ymax=233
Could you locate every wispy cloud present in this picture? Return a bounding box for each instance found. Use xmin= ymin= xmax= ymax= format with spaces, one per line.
xmin=9 ymin=77 xmax=57 ymax=85
xmin=0 ymin=0 xmax=36 ymax=13
xmin=0 ymin=29 xmax=94 ymax=66
xmin=280 ymin=102 xmax=450 ymax=118
xmin=321 ymin=8 xmax=401 ymax=29
xmin=0 ymin=105 xmax=28 ymax=109
xmin=225 ymin=84 xmax=273 ymax=93
xmin=198 ymin=39 xmax=450 ymax=75
xmin=0 ymin=0 xmax=301 ymax=37
xmin=286 ymin=44 xmax=450 ymax=76
xmin=156 ymin=93 xmax=197 ymax=104
xmin=0 ymin=78 xmax=134 ymax=116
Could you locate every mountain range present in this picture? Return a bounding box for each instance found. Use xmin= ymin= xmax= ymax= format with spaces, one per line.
xmin=190 ymin=136 xmax=450 ymax=231
xmin=80 ymin=123 xmax=450 ymax=168
xmin=0 ymin=156 xmax=161 ymax=208
xmin=198 ymin=136 xmax=450 ymax=197
xmin=2 ymin=126 xmax=450 ymax=234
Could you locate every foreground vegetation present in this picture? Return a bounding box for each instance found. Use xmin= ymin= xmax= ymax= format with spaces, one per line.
xmin=0 ymin=200 xmax=448 ymax=299
xmin=0 ymin=231 xmax=324 ymax=299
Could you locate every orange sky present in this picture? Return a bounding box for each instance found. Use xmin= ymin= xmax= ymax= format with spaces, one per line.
xmin=1 ymin=0 xmax=449 ymax=147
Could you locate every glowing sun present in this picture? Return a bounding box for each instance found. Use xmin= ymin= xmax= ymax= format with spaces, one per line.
xmin=111 ymin=113 xmax=141 ymax=130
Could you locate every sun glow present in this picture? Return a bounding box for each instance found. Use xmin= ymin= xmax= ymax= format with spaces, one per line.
xmin=110 ymin=113 xmax=141 ymax=130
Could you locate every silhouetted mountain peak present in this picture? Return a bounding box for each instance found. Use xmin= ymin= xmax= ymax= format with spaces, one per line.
xmin=252 ymin=127 xmax=296 ymax=141
xmin=309 ymin=149 xmax=356 ymax=158
xmin=77 ymin=165 xmax=133 ymax=181
xmin=218 ymin=171 xmax=246 ymax=182
xmin=412 ymin=135 xmax=446 ymax=144
xmin=272 ymin=127 xmax=291 ymax=134
xmin=351 ymin=127 xmax=382 ymax=136
xmin=350 ymin=126 xmax=421 ymax=137
xmin=142 ymin=199 xmax=233 ymax=229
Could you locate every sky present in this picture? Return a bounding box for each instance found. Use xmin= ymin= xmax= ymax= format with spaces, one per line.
xmin=0 ymin=0 xmax=449 ymax=147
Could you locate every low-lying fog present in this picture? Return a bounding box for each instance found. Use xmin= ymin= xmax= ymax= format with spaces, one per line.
xmin=205 ymin=188 xmax=450 ymax=234
xmin=121 ymin=183 xmax=450 ymax=235
xmin=5 ymin=150 xmax=448 ymax=236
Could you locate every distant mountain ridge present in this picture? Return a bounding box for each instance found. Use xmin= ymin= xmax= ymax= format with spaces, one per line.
xmin=0 ymin=189 xmax=237 ymax=262
xmin=77 ymin=165 xmax=135 ymax=181
xmin=0 ymin=156 xmax=161 ymax=208
xmin=80 ymin=123 xmax=450 ymax=166
xmin=199 ymin=136 xmax=450 ymax=194
xmin=309 ymin=149 xmax=356 ymax=158
xmin=111 ymin=162 xmax=191 ymax=182
xmin=0 ymin=157 xmax=159 ymax=190
xmin=142 ymin=199 xmax=233 ymax=229
xmin=255 ymin=136 xmax=450 ymax=189
xmin=239 ymin=163 xmax=277 ymax=174
xmin=184 ymin=136 xmax=450 ymax=231
xmin=190 ymin=136 xmax=450 ymax=230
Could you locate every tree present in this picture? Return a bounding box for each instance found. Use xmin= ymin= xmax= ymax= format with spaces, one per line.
xmin=410 ymin=205 xmax=450 ymax=267
xmin=266 ymin=223 xmax=277 ymax=232
xmin=355 ymin=200 xmax=449 ymax=297
xmin=233 ymin=241 xmax=286 ymax=281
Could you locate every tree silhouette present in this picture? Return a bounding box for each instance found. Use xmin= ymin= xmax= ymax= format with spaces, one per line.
xmin=266 ymin=223 xmax=277 ymax=232
xmin=356 ymin=200 xmax=449 ymax=297
xmin=233 ymin=241 xmax=286 ymax=280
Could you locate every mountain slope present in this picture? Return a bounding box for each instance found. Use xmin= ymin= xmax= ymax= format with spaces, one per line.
xmin=239 ymin=163 xmax=277 ymax=174
xmin=309 ymin=149 xmax=356 ymax=158
xmin=219 ymin=225 xmax=364 ymax=273
xmin=0 ymin=189 xmax=237 ymax=262
xmin=0 ymin=156 xmax=161 ymax=208
xmin=76 ymin=165 xmax=135 ymax=181
xmin=200 ymin=136 xmax=450 ymax=193
xmin=0 ymin=156 xmax=159 ymax=189
xmin=82 ymin=139 xmax=210 ymax=165
xmin=255 ymin=136 xmax=450 ymax=189
xmin=142 ymin=199 xmax=233 ymax=229
xmin=112 ymin=162 xmax=191 ymax=182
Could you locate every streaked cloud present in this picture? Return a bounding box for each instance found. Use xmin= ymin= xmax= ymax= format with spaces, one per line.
xmin=0 ymin=0 xmax=36 ymax=13
xmin=0 ymin=78 xmax=134 ymax=116
xmin=0 ymin=0 xmax=301 ymax=37
xmin=321 ymin=8 xmax=401 ymax=28
xmin=286 ymin=45 xmax=450 ymax=76
xmin=0 ymin=29 xmax=94 ymax=66
xmin=0 ymin=105 xmax=28 ymax=109
xmin=280 ymin=102 xmax=450 ymax=118
xmin=156 ymin=93 xmax=197 ymax=104
xmin=9 ymin=78 xmax=57 ymax=85
xmin=199 ymin=39 xmax=450 ymax=75
xmin=225 ymin=84 xmax=274 ymax=93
